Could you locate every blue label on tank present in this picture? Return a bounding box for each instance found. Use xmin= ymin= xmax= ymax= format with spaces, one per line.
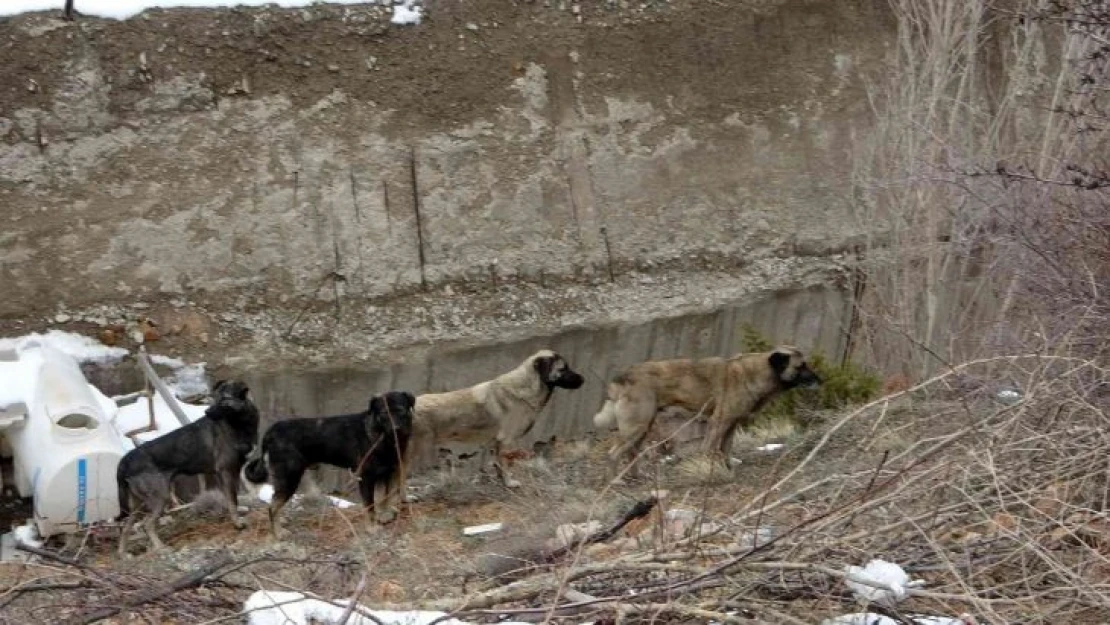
xmin=76 ymin=458 xmax=87 ymax=525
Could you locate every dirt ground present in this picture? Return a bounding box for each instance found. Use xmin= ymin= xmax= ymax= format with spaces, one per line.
xmin=0 ymin=399 xmax=954 ymax=624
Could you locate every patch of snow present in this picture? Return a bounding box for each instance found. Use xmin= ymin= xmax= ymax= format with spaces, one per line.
xmin=13 ymin=522 xmax=43 ymax=548
xmin=147 ymin=353 xmax=210 ymax=399
xmin=0 ymin=330 xmax=127 ymax=365
xmin=168 ymin=362 xmax=209 ymax=399
xmin=844 ymin=559 xmax=924 ymax=607
xmin=244 ymin=590 xmax=535 ymax=625
xmin=0 ymin=0 xmax=379 ymax=20
xmin=149 ymin=353 xmax=187 ymax=369
xmin=390 ymin=0 xmax=421 ymax=25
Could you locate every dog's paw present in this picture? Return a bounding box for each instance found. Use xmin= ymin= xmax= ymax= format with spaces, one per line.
xmin=375 ymin=508 xmax=398 ymax=524
xmin=233 ymin=516 xmax=248 ymax=530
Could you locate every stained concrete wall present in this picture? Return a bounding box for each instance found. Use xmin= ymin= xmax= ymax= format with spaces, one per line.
xmin=0 ymin=1 xmax=891 ymax=325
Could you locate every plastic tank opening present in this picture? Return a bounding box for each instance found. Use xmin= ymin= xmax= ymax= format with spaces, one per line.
xmin=55 ymin=413 xmax=98 ymax=430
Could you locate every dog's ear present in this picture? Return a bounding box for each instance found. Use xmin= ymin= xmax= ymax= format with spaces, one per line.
xmin=533 ymin=355 xmax=553 ymax=380
xmin=368 ymin=394 xmax=383 ymax=413
xmin=403 ymin=391 xmax=417 ymax=409
xmin=768 ymin=351 xmax=791 ymax=375
xmin=211 ymin=379 xmax=228 ymax=394
xmin=232 ymin=381 xmax=250 ymax=401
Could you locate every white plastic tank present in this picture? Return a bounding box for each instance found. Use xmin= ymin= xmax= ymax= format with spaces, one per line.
xmin=3 ymin=342 xmax=125 ymax=538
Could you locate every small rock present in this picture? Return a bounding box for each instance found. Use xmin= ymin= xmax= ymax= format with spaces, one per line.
xmin=327 ymin=63 xmax=340 ymax=72
xmin=465 ymin=22 xmax=479 ymax=31
xmin=53 ymin=313 xmax=71 ymax=323
xmin=98 ymin=328 xmax=119 ymax=347
xmin=372 ymin=580 xmax=406 ymax=602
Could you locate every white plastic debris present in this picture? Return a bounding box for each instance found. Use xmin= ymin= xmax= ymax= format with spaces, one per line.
xmin=462 ymin=522 xmax=504 ymax=536
xmin=844 ymin=559 xmax=924 ymax=606
xmin=13 ymin=522 xmax=43 ymax=548
xmin=256 ymin=481 xmax=352 ymax=510
xmin=822 ymin=614 xmax=972 ymax=625
xmin=995 ymin=389 xmax=1023 ymax=405
xmin=756 ymin=443 xmax=785 ymax=453
xmin=243 ymin=590 xmax=534 ymax=625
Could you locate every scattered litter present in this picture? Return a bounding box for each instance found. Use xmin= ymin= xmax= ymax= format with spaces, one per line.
xmin=462 ymin=522 xmax=504 ymax=536
xmin=821 ymin=614 xmax=973 ymax=625
xmin=243 ymin=590 xmax=535 ymax=625
xmin=735 ymin=526 xmax=775 ymax=548
xmin=844 ymin=559 xmax=924 ymax=607
xmin=255 ymin=484 xmax=356 ymax=510
xmin=995 ymin=388 xmax=1023 ymax=405
xmin=756 ymin=443 xmax=785 ymax=453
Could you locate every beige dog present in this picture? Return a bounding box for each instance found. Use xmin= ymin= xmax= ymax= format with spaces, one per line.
xmin=390 ymin=350 xmax=585 ymax=502
xmin=593 ymin=346 xmax=821 ymax=480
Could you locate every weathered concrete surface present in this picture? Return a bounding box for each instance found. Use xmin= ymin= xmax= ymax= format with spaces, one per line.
xmin=0 ymin=1 xmax=891 ymax=373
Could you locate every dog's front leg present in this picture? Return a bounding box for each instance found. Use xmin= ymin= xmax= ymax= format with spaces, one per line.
xmin=372 ymin=479 xmax=398 ymax=524
xmin=492 ymin=439 xmax=522 ymax=489
xmin=220 ymin=470 xmax=247 ymax=529
xmin=701 ymin=409 xmax=735 ymax=475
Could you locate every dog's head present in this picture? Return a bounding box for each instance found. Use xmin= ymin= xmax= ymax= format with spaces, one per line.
xmin=768 ymin=346 xmax=822 ymax=390
xmin=367 ymin=390 xmax=417 ymax=434
xmin=205 ymin=379 xmax=260 ymax=428
xmin=212 ymin=379 xmax=251 ymax=402
xmin=532 ymin=350 xmax=585 ymax=391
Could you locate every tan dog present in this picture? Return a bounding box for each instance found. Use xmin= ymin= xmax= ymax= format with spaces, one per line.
xmin=391 ymin=350 xmax=585 ymax=501
xmin=593 ymin=346 xmax=821 ymax=480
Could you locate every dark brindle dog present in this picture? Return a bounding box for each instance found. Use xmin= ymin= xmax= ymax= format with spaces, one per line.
xmin=243 ymin=390 xmax=416 ymax=534
xmin=117 ymin=380 xmax=260 ymax=555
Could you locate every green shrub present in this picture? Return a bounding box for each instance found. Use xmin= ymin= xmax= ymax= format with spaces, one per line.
xmin=739 ymin=325 xmax=881 ymax=424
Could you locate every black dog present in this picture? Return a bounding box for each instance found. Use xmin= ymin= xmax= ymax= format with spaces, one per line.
xmin=243 ymin=390 xmax=416 ymax=534
xmin=116 ymin=379 xmax=260 ymax=555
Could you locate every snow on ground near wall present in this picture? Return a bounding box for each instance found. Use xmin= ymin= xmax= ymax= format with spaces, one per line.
xmin=0 ymin=330 xmax=127 ymax=365
xmin=390 ymin=0 xmax=420 ymax=24
xmin=244 ymin=590 xmax=537 ymax=625
xmin=0 ymin=0 xmax=422 ymax=23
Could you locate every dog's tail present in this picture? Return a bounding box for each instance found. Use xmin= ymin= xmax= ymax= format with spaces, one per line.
xmin=593 ymin=393 xmax=620 ymax=431
xmin=242 ymin=447 xmax=270 ymax=484
xmin=116 ymin=471 xmax=132 ymax=521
